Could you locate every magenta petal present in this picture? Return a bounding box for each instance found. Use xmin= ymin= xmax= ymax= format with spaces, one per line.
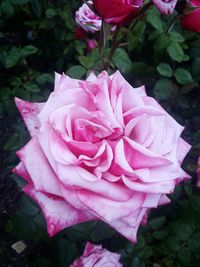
xmin=152 ymin=0 xmax=177 ymax=15
xmin=122 ymin=176 xmax=175 ymax=194
xmin=70 ymin=242 xmax=122 ymax=267
xmin=12 ymin=162 xmax=31 ymax=182
xmin=109 ymin=208 xmax=148 ymax=243
xmin=17 ymin=137 xmax=61 ymax=196
xmin=177 ymin=138 xmax=191 ymax=164
xmin=124 ymin=137 xmax=171 ymax=168
xmin=15 ymin=97 xmax=44 ymax=136
xmin=23 ymin=185 xmax=95 ymax=237
xmin=77 ymin=189 xmax=145 ymax=221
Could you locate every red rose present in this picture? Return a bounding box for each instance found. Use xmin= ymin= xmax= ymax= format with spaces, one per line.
xmin=74 ymin=27 xmax=86 ymax=40
xmin=93 ymin=0 xmax=143 ymax=25
xmin=181 ymin=0 xmax=200 ymax=33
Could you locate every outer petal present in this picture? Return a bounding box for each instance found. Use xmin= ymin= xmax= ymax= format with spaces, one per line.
xmin=16 ymin=137 xmax=62 ymax=196
xmin=77 ymin=189 xmax=145 ymax=221
xmin=12 ymin=162 xmax=31 ymax=182
xmin=23 ymin=185 xmax=96 ymax=237
xmin=152 ymin=0 xmax=177 ymax=15
xmin=177 ymin=138 xmax=191 ymax=163
xmin=109 ymin=208 xmax=148 ymax=242
xmin=15 ymin=97 xmax=44 ymax=136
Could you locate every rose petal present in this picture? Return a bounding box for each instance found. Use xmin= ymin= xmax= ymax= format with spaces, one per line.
xmin=23 ymin=184 xmax=95 ymax=237
xmin=15 ymin=97 xmax=44 ymax=136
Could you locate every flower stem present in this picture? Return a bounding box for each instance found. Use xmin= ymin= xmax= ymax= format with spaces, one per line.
xmin=166 ymin=14 xmax=181 ymax=33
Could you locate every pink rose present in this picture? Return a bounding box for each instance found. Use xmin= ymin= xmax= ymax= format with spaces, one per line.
xmin=70 ymin=242 xmax=122 ymax=267
xmin=93 ymin=0 xmax=143 ymax=25
xmin=152 ymin=0 xmax=177 ymax=14
xmin=75 ymin=1 xmax=102 ymax=33
xmin=181 ymin=0 xmax=200 ymax=33
xmin=13 ymin=70 xmax=191 ymax=242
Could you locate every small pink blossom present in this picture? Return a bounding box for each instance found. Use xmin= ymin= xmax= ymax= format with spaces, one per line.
xmin=14 ymin=71 xmax=191 ymax=243
xmin=70 ymin=242 xmax=122 ymax=267
xmin=75 ymin=1 xmax=102 ymax=33
xmin=152 ymin=0 xmax=177 ymax=14
xmin=87 ymin=39 xmax=97 ymax=51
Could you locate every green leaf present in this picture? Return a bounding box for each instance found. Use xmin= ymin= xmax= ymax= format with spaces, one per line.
xmin=45 ymin=8 xmax=56 ymax=18
xmin=131 ymin=257 xmax=141 ymax=267
xmin=4 ymin=132 xmax=19 ymax=151
xmin=132 ymin=20 xmax=146 ymax=38
xmin=35 ymin=73 xmax=54 ymax=85
xmin=30 ymin=0 xmax=41 ymax=17
xmin=152 ymin=230 xmax=168 ymax=240
xmin=157 ymin=63 xmax=173 ymax=77
xmin=113 ymin=48 xmax=132 ymax=74
xmin=67 ymin=65 xmax=86 ymax=79
xmin=146 ymin=9 xmax=163 ymax=31
xmin=5 ymin=47 xmax=20 ymax=68
xmin=182 ymin=54 xmax=190 ymax=61
xmin=20 ymin=45 xmax=38 ymax=57
xmin=174 ymin=68 xmax=192 ymax=85
xmin=91 ymin=221 xmax=115 ymax=242
xmin=1 ymin=1 xmax=14 ymax=16
xmin=65 ymin=221 xmax=97 ymax=242
xmin=54 ymin=238 xmax=77 ymax=267
xmin=169 ymin=221 xmax=194 ymax=241
xmin=11 ymin=0 xmax=29 ymax=4
xmin=78 ymin=56 xmax=94 ymax=69
xmin=170 ymin=32 xmax=185 ymax=43
xmin=154 ymin=34 xmax=171 ymax=52
xmin=137 ymin=245 xmax=153 ymax=259
xmin=19 ymin=195 xmax=39 ymax=217
xmin=177 ymin=248 xmax=191 ymax=267
xmin=188 ymin=233 xmax=200 ymax=253
xmin=148 ymin=216 xmax=166 ymax=230
xmin=163 ymin=237 xmax=180 ymax=252
xmin=192 ymin=57 xmax=200 ymax=77
xmin=167 ymin=42 xmax=184 ymax=62
xmin=131 ymin=62 xmax=152 ymax=76
xmin=154 ymin=79 xmax=178 ymax=100
xmin=11 ymin=212 xmax=46 ymax=241
xmin=24 ymin=83 xmax=40 ymax=92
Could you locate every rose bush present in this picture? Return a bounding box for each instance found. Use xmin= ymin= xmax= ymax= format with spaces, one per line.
xmin=70 ymin=242 xmax=122 ymax=267
xmin=93 ymin=0 xmax=143 ymax=24
xmin=152 ymin=0 xmax=177 ymax=14
xmin=75 ymin=1 xmax=102 ymax=33
xmin=181 ymin=0 xmax=200 ymax=33
xmin=13 ymin=70 xmax=191 ymax=242
xmin=197 ymin=156 xmax=200 ymax=187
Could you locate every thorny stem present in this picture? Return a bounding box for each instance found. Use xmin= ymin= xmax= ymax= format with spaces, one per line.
xmin=97 ymin=2 xmax=153 ymax=71
xmin=129 ymin=2 xmax=153 ymax=30
xmin=166 ymin=14 xmax=181 ymax=33
xmin=103 ymin=26 xmax=120 ymax=71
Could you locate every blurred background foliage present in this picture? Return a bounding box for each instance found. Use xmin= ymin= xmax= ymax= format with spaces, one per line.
xmin=0 ymin=0 xmax=200 ymax=266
